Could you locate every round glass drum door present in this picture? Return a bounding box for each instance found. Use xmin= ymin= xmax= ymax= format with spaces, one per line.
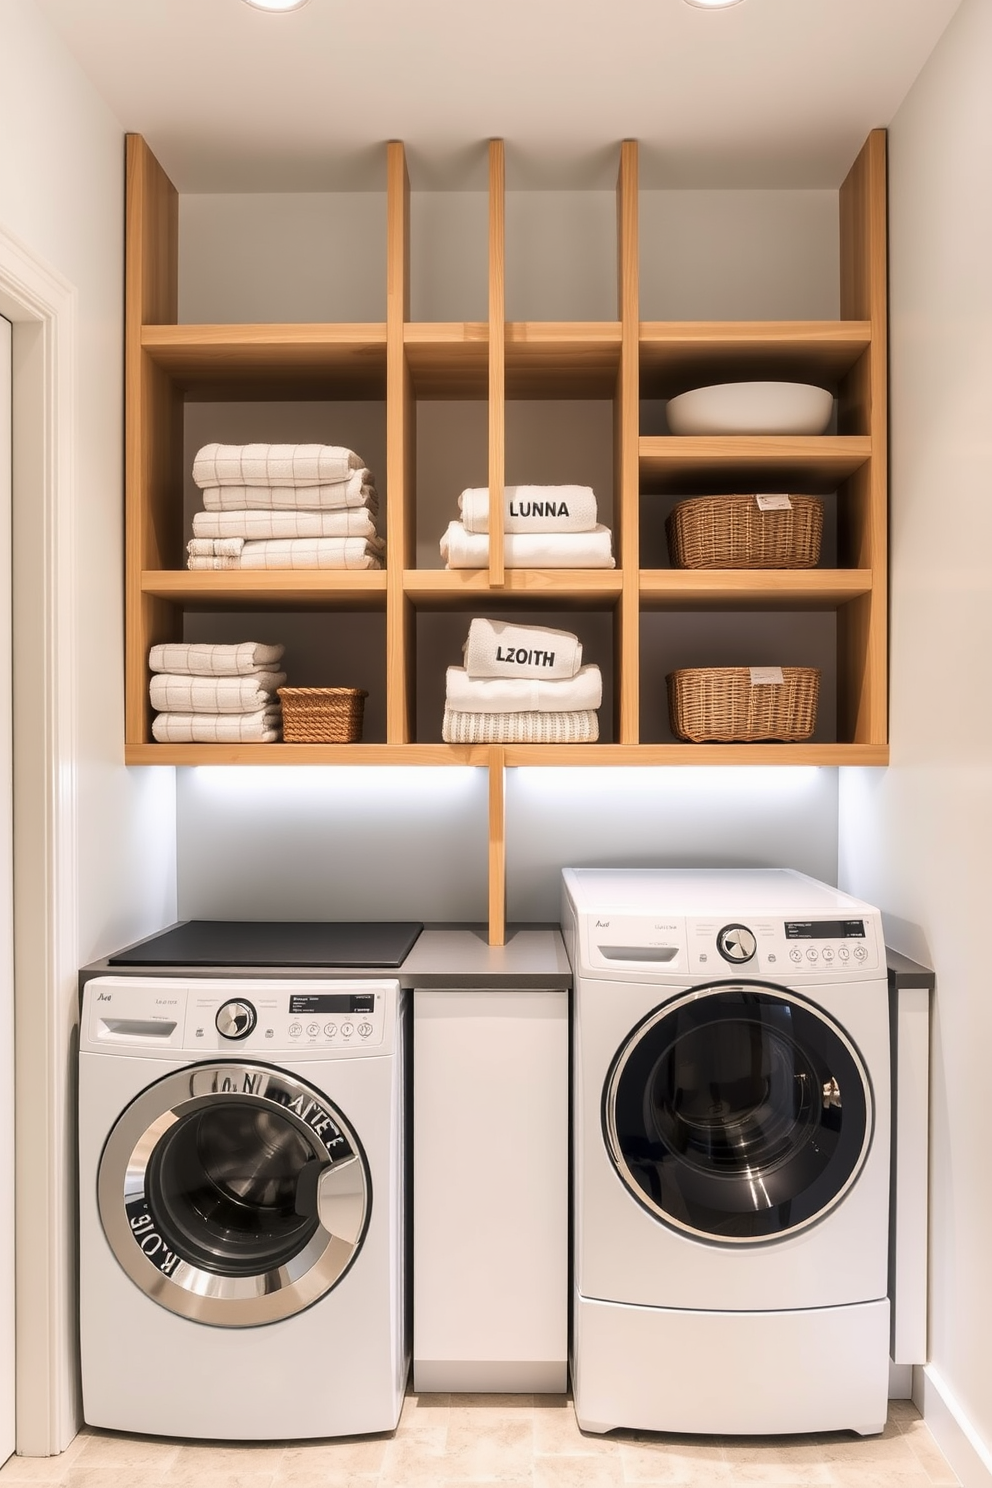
xmin=604 ymin=984 xmax=873 ymax=1243
xmin=98 ymin=1063 xmax=371 ymax=1326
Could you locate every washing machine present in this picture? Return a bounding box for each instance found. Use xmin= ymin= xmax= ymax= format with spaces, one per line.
xmin=562 ymin=868 xmax=891 ymax=1439
xmin=78 ymin=970 xmax=408 ymax=1440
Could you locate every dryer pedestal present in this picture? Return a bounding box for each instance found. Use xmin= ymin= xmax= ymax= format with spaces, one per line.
xmin=573 ymin=1292 xmax=890 ymax=1438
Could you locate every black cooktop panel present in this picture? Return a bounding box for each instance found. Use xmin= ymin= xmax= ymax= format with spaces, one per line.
xmin=108 ymin=920 xmax=423 ymax=969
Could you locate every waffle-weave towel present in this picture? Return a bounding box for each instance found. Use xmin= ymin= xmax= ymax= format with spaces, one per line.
xmin=193 ymin=508 xmax=379 ymax=540
xmin=441 ymin=708 xmax=599 ymax=744
xmin=446 ymin=665 xmax=602 ymax=714
xmin=149 ymin=673 xmax=286 ymax=714
xmin=152 ymin=708 xmax=282 ymax=744
xmin=148 ymin=642 xmax=284 ymax=677
xmin=193 ymin=444 xmax=364 ymax=488
xmin=199 ymin=475 xmax=376 ymax=513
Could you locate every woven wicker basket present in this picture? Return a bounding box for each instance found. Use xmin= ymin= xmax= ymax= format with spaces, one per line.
xmin=277 ymin=687 xmax=367 ymax=743
xmin=666 ymin=667 xmax=820 ymax=743
xmin=666 ymin=494 xmax=823 ymax=569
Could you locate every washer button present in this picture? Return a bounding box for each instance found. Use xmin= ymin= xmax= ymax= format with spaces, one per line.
xmin=854 ymin=946 xmax=868 ymax=962
xmin=838 ymin=946 xmax=850 ymax=961
xmin=806 ymin=948 xmax=818 ymax=961
xmin=306 ymin=1022 xmax=320 ymax=1037
xmin=358 ymin=1021 xmax=374 ymax=1038
xmin=789 ymin=948 xmax=803 ymax=964
xmin=289 ymin=1022 xmax=303 ymax=1037
xmin=822 ymin=947 xmax=835 ymax=961
xmin=341 ymin=1022 xmax=354 ymax=1039
xmin=324 ymin=1022 xmax=337 ymax=1037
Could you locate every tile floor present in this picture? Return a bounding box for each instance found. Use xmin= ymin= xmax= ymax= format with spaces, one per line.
xmin=0 ymin=1395 xmax=959 ymax=1487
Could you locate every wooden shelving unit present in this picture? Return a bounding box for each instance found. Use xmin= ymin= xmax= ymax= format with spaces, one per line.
xmin=125 ymin=130 xmax=889 ymax=942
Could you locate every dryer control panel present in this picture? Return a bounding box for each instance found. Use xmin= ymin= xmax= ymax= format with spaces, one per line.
xmin=81 ymin=977 xmax=399 ymax=1059
xmin=583 ymin=913 xmax=881 ymax=977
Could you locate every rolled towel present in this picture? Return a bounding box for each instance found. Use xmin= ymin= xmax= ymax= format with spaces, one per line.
xmin=440 ymin=521 xmax=615 ymax=569
xmin=237 ymin=537 xmax=384 ymax=570
xmin=152 ymin=708 xmax=282 ymax=744
xmin=442 ymin=707 xmax=599 ymax=744
xmin=463 ymin=619 xmax=583 ymax=681
xmin=445 ymin=664 xmax=602 ymax=714
xmin=458 ymin=484 xmax=598 ymax=534
xmin=193 ymin=443 xmax=364 ymax=488
xmin=148 ymin=642 xmax=285 ymax=677
xmin=199 ymin=475 xmax=377 ymax=512
xmin=193 ymin=508 xmax=379 ymax=541
xmin=149 ymin=672 xmax=286 ymax=714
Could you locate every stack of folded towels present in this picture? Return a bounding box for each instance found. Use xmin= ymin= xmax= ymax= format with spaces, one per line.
xmin=187 ymin=444 xmax=384 ymax=570
xmin=440 ymin=484 xmax=614 ymax=569
xmin=442 ymin=619 xmax=602 ymax=743
xmin=149 ymin=641 xmax=286 ymax=743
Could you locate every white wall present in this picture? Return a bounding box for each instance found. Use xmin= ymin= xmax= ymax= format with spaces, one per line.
xmin=0 ymin=0 xmax=177 ymax=1449
xmin=176 ymin=185 xmax=842 ymax=919
xmin=0 ymin=0 xmax=177 ymax=963
xmin=838 ymin=0 xmax=992 ymax=1472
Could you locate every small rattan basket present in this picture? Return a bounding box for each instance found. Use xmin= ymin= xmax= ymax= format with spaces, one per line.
xmin=666 ymin=666 xmax=820 ymax=743
xmin=277 ymin=687 xmax=367 ymax=743
xmin=666 ymin=494 xmax=823 ymax=569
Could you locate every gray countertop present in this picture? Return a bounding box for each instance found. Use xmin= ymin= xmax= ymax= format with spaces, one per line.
xmin=78 ymin=923 xmax=571 ymax=994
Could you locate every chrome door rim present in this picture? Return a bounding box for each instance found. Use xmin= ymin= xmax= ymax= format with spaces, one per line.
xmin=98 ymin=1062 xmax=371 ymax=1326
xmin=603 ymin=982 xmax=874 ymax=1245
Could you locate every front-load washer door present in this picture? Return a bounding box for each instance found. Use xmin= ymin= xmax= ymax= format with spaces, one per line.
xmin=603 ymin=982 xmax=873 ymax=1244
xmin=97 ymin=1063 xmax=371 ymax=1326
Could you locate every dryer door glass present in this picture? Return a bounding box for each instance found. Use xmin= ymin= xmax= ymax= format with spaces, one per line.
xmin=604 ymin=984 xmax=873 ymax=1242
xmin=97 ymin=1063 xmax=371 ymax=1326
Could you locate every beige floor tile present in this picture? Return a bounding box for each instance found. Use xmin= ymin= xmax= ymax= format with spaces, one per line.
xmin=378 ymin=1429 xmax=448 ymax=1486
xmin=619 ymin=1437 xmax=733 ymax=1484
xmin=279 ymin=1437 xmax=390 ymax=1476
xmin=74 ymin=1430 xmax=183 ymax=1471
xmin=533 ymin=1408 xmax=616 ymax=1457
xmin=61 ymin=1472 xmax=193 ymax=1488
xmin=443 ymin=1417 xmax=536 ymax=1480
xmin=535 ymin=1455 xmax=626 ymax=1488
xmin=399 ymin=1393 xmax=452 ymax=1431
xmin=887 ymin=1401 xmax=923 ymax=1427
xmin=898 ymin=1422 xmax=962 ymax=1486
xmin=716 ymin=1460 xmax=833 ymax=1486
xmin=824 ymin=1463 xmax=936 ymax=1486
xmin=272 ymin=1473 xmax=380 ymax=1488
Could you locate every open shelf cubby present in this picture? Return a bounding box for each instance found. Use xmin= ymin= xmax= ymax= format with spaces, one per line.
xmin=125 ymin=132 xmax=889 ymax=940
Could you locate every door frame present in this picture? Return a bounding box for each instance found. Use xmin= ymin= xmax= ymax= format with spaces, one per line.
xmin=0 ymin=221 xmax=80 ymax=1455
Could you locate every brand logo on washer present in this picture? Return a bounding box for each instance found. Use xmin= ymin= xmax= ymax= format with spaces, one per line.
xmin=125 ymin=1199 xmax=182 ymax=1278
xmin=190 ymin=1067 xmax=263 ymax=1097
xmin=285 ymin=1092 xmax=347 ymax=1149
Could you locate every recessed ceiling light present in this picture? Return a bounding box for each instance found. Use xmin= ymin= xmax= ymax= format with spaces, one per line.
xmin=683 ymin=0 xmax=746 ymax=8
xmin=242 ymin=0 xmax=311 ymax=11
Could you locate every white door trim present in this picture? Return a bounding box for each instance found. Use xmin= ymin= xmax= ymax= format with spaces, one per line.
xmin=0 ymin=221 xmax=80 ymax=1455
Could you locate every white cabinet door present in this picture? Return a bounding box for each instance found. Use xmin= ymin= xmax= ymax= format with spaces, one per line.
xmin=413 ymin=989 xmax=568 ymax=1393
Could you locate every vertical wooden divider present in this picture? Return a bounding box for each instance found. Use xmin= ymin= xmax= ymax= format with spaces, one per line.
xmin=125 ymin=134 xmax=180 ymax=746
xmin=839 ymin=129 xmax=888 ymax=747
xmin=615 ymin=140 xmax=640 ymax=743
xmin=386 ymin=141 xmax=414 ymax=742
xmin=488 ymin=746 xmax=506 ymax=946
xmin=488 ymin=140 xmax=506 ymax=590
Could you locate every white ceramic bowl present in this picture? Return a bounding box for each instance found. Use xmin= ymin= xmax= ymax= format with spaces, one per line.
xmin=666 ymin=381 xmax=834 ymax=436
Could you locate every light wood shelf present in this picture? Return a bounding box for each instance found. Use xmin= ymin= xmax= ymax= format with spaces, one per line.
xmin=124 ymin=130 xmax=890 ymax=943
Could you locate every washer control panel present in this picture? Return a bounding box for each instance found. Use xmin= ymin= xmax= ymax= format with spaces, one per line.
xmin=83 ymin=978 xmax=397 ymax=1057
xmin=583 ymin=912 xmax=880 ymax=976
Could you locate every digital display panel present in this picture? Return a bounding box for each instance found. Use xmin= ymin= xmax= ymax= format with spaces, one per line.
xmin=288 ymin=994 xmax=375 ymax=1014
xmin=784 ymin=920 xmax=866 ymax=940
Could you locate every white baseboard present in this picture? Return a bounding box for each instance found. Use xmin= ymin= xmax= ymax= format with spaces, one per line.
xmin=916 ymin=1364 xmax=992 ymax=1487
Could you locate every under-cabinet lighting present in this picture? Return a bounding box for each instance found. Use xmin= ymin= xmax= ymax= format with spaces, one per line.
xmin=242 ymin=0 xmax=311 ymax=11
xmin=683 ymin=0 xmax=746 ymax=8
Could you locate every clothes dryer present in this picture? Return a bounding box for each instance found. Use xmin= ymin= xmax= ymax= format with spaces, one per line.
xmin=78 ymin=975 xmax=407 ymax=1440
xmin=563 ymin=868 xmax=890 ymax=1438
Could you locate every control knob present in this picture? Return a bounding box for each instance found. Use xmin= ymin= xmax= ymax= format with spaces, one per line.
xmin=716 ymin=924 xmax=757 ymax=964
xmin=215 ymin=1000 xmax=257 ymax=1040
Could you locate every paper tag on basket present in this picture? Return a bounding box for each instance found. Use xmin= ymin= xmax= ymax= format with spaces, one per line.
xmin=750 ymin=666 xmax=785 ymax=686
xmin=755 ymin=494 xmax=792 ymax=511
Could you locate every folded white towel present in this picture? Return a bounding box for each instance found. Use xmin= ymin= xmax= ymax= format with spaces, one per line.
xmin=463 ymin=619 xmax=583 ymax=681
xmin=187 ymin=537 xmax=244 ymax=558
xmin=200 ymin=474 xmax=377 ymax=513
xmin=149 ymin=673 xmax=286 ymax=714
xmin=446 ymin=664 xmax=602 ymax=714
xmin=152 ymin=708 xmax=282 ymax=744
xmin=441 ymin=521 xmax=615 ymax=569
xmin=148 ymin=642 xmax=285 ymax=677
xmin=186 ymin=537 xmax=385 ymax=571
xmin=193 ymin=508 xmax=380 ymax=541
xmin=441 ymin=707 xmax=599 ymax=744
xmin=458 ymin=484 xmax=598 ymax=534
xmin=193 ymin=443 xmax=364 ymax=489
